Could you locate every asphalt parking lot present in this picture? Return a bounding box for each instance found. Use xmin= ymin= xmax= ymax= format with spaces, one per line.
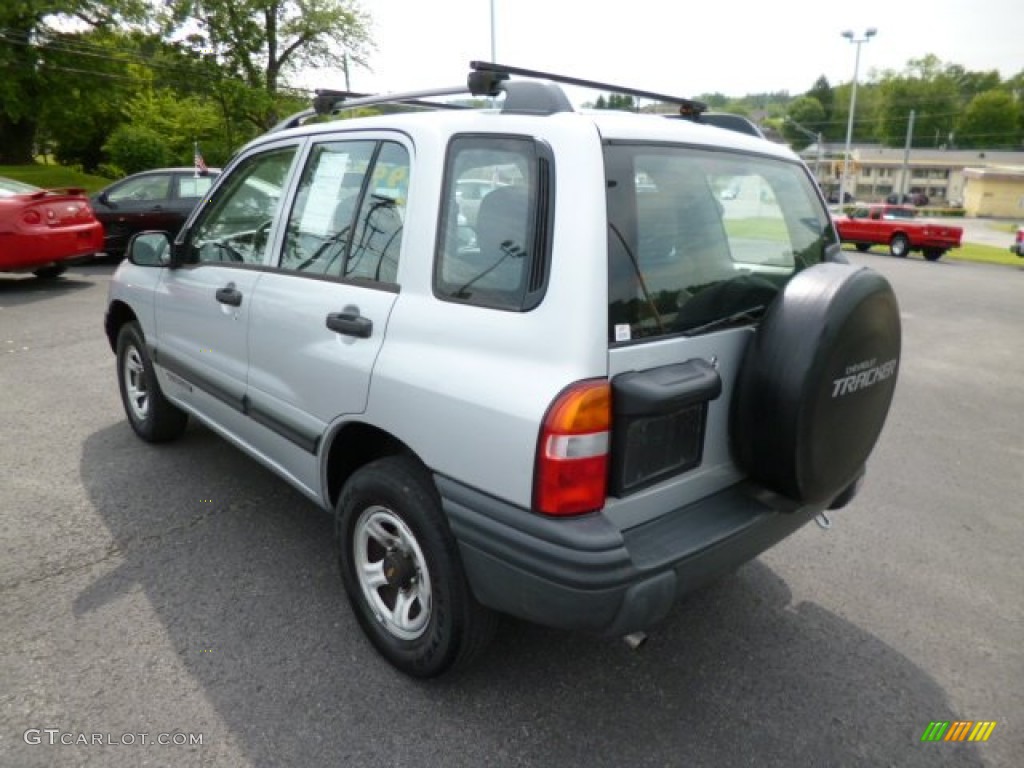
xmin=1 ymin=252 xmax=1022 ymax=767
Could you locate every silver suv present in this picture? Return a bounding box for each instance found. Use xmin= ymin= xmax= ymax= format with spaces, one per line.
xmin=105 ymin=63 xmax=901 ymax=677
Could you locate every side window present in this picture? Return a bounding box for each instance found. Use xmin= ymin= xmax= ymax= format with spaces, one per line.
xmin=346 ymin=142 xmax=409 ymax=284
xmin=187 ymin=146 xmax=297 ymax=265
xmin=280 ymin=140 xmax=409 ymax=284
xmin=108 ymin=174 xmax=171 ymax=202
xmin=176 ymin=174 xmax=215 ymax=200
xmin=435 ymin=136 xmax=551 ymax=311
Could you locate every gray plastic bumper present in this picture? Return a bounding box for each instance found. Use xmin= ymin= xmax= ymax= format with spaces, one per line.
xmin=437 ymin=476 xmax=822 ymax=635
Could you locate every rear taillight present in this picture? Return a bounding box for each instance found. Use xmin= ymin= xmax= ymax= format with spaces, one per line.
xmin=534 ymin=379 xmax=610 ymax=516
xmin=23 ymin=210 xmax=41 ymax=225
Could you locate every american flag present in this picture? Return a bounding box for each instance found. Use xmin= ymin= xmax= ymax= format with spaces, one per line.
xmin=194 ymin=141 xmax=208 ymax=176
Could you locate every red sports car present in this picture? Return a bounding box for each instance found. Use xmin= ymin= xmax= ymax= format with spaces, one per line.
xmin=0 ymin=176 xmax=104 ymax=278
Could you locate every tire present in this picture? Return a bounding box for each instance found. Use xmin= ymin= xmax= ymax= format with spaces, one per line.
xmin=889 ymin=234 xmax=910 ymax=258
xmin=923 ymin=249 xmax=944 ymax=261
xmin=116 ymin=322 xmax=188 ymax=442
xmin=731 ymin=263 xmax=901 ymax=507
xmin=855 ymin=243 xmax=871 ymax=253
xmin=33 ymin=265 xmax=67 ymax=279
xmin=336 ymin=456 xmax=496 ymax=677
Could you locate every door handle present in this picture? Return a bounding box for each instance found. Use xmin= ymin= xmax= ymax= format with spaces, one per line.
xmin=216 ymin=285 xmax=243 ymax=307
xmin=326 ymin=311 xmax=372 ymax=339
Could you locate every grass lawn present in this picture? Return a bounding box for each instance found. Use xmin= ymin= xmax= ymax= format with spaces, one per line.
xmin=845 ymin=241 xmax=1022 ymax=267
xmin=949 ymin=242 xmax=1022 ymax=267
xmin=0 ymin=164 xmax=111 ymax=193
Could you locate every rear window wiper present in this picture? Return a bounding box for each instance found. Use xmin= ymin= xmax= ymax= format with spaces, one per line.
xmin=680 ymin=305 xmax=766 ymax=336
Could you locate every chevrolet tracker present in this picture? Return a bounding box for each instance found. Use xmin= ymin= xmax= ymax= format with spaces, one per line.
xmin=105 ymin=62 xmax=902 ymax=677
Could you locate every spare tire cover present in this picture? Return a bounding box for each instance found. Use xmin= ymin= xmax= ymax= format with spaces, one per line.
xmin=731 ymin=263 xmax=901 ymax=506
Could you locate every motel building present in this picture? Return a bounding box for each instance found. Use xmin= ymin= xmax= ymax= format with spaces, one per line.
xmin=799 ymin=144 xmax=1024 ymax=216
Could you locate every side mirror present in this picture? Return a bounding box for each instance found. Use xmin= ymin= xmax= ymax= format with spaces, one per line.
xmin=127 ymin=231 xmax=171 ymax=267
xmin=97 ymin=191 xmax=112 ymax=207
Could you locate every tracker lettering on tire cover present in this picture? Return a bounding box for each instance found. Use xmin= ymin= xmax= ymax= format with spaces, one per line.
xmin=731 ymin=263 xmax=901 ymax=506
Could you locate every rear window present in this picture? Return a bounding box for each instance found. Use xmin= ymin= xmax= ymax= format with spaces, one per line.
xmin=605 ymin=144 xmax=834 ymax=343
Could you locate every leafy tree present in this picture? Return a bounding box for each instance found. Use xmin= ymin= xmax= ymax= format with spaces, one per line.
xmin=593 ymin=93 xmax=636 ymax=111
xmin=873 ymin=67 xmax=958 ymax=147
xmin=36 ymin=30 xmax=151 ymax=171
xmin=944 ymin=64 xmax=1001 ymax=107
xmin=829 ymin=80 xmax=881 ymax=144
xmin=782 ymin=96 xmax=825 ymax=149
xmin=168 ymin=0 xmax=371 ymax=129
xmin=0 ymin=0 xmax=147 ymax=163
xmin=103 ymin=125 xmax=172 ymax=173
xmin=956 ymin=90 xmax=1021 ymax=148
xmin=806 ymin=76 xmax=834 ymax=122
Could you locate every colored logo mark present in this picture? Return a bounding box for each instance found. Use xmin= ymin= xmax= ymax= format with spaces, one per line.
xmin=921 ymin=721 xmax=997 ymax=742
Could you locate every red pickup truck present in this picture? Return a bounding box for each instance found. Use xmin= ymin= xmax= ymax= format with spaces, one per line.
xmin=834 ymin=204 xmax=963 ymax=261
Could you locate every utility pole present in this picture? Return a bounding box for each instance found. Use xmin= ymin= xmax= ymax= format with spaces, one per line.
xmin=898 ymin=110 xmax=915 ymax=201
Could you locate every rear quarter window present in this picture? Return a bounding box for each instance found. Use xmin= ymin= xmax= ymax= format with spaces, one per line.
xmin=434 ymin=135 xmax=553 ymax=311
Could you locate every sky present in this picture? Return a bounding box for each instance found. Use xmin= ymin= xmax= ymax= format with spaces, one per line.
xmin=307 ymin=0 xmax=1023 ymax=104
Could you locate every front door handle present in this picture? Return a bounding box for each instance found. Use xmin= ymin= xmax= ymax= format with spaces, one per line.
xmin=326 ymin=311 xmax=372 ymax=339
xmin=216 ymin=285 xmax=243 ymax=307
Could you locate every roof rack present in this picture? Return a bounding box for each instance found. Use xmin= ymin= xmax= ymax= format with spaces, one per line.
xmin=269 ymin=86 xmax=473 ymax=133
xmin=269 ymin=62 xmax=767 ymax=138
xmin=467 ymin=61 xmax=708 ymax=117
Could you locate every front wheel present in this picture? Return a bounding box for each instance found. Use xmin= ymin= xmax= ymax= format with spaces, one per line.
xmin=116 ymin=322 xmax=188 ymax=442
xmin=855 ymin=243 xmax=871 ymax=253
xmin=889 ymin=234 xmax=910 ymax=258
xmin=336 ymin=456 xmax=496 ymax=677
xmin=923 ymin=248 xmax=944 ymax=261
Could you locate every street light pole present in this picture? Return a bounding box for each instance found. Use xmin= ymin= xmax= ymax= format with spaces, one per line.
xmin=838 ymin=27 xmax=877 ymax=208
xmin=490 ymin=0 xmax=497 ymax=62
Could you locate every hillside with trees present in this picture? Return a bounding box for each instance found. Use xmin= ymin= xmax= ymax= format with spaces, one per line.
xmin=2 ymin=4 xmax=1021 ymax=180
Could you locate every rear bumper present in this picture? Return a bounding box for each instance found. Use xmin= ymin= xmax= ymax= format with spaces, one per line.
xmin=0 ymin=225 xmax=104 ymax=271
xmin=438 ymin=476 xmax=824 ymax=635
xmin=915 ymin=236 xmax=959 ymax=250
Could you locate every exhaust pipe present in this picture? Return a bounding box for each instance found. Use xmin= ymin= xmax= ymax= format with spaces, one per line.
xmin=623 ymin=631 xmax=648 ymax=650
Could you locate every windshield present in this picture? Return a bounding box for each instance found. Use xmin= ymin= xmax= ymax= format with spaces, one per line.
xmin=0 ymin=177 xmax=41 ymax=197
xmin=605 ymin=144 xmax=834 ymax=343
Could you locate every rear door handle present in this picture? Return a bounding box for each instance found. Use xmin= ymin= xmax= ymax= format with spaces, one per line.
xmin=216 ymin=285 xmax=243 ymax=307
xmin=326 ymin=311 xmax=372 ymax=339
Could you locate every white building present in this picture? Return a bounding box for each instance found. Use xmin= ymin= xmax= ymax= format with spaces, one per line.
xmin=800 ymin=143 xmax=1024 ymax=207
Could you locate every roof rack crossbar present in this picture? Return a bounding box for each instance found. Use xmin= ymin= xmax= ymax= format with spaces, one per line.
xmin=470 ymin=61 xmax=707 ymax=114
xmin=313 ymin=88 xmax=470 ymax=115
xmin=314 ymin=85 xmax=470 ymax=114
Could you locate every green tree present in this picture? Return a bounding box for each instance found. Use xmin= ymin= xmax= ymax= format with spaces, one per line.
xmin=944 ymin=64 xmax=1002 ymax=107
xmin=168 ymin=0 xmax=371 ymax=129
xmin=36 ymin=29 xmax=152 ymax=171
xmin=874 ymin=68 xmax=958 ymax=147
xmin=956 ymin=90 xmax=1021 ymax=148
xmin=806 ymin=75 xmax=834 ymax=122
xmin=0 ymin=0 xmax=147 ymax=163
xmin=103 ymin=125 xmax=171 ymax=173
xmin=782 ymin=96 xmax=825 ymax=149
xmin=829 ymin=80 xmax=881 ymax=144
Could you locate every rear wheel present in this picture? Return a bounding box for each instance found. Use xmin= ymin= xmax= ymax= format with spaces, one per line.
xmin=855 ymin=243 xmax=871 ymax=253
xmin=889 ymin=234 xmax=910 ymax=258
xmin=336 ymin=456 xmax=496 ymax=677
xmin=116 ymin=322 xmax=188 ymax=442
xmin=33 ymin=265 xmax=67 ymax=279
xmin=923 ymin=248 xmax=944 ymax=261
